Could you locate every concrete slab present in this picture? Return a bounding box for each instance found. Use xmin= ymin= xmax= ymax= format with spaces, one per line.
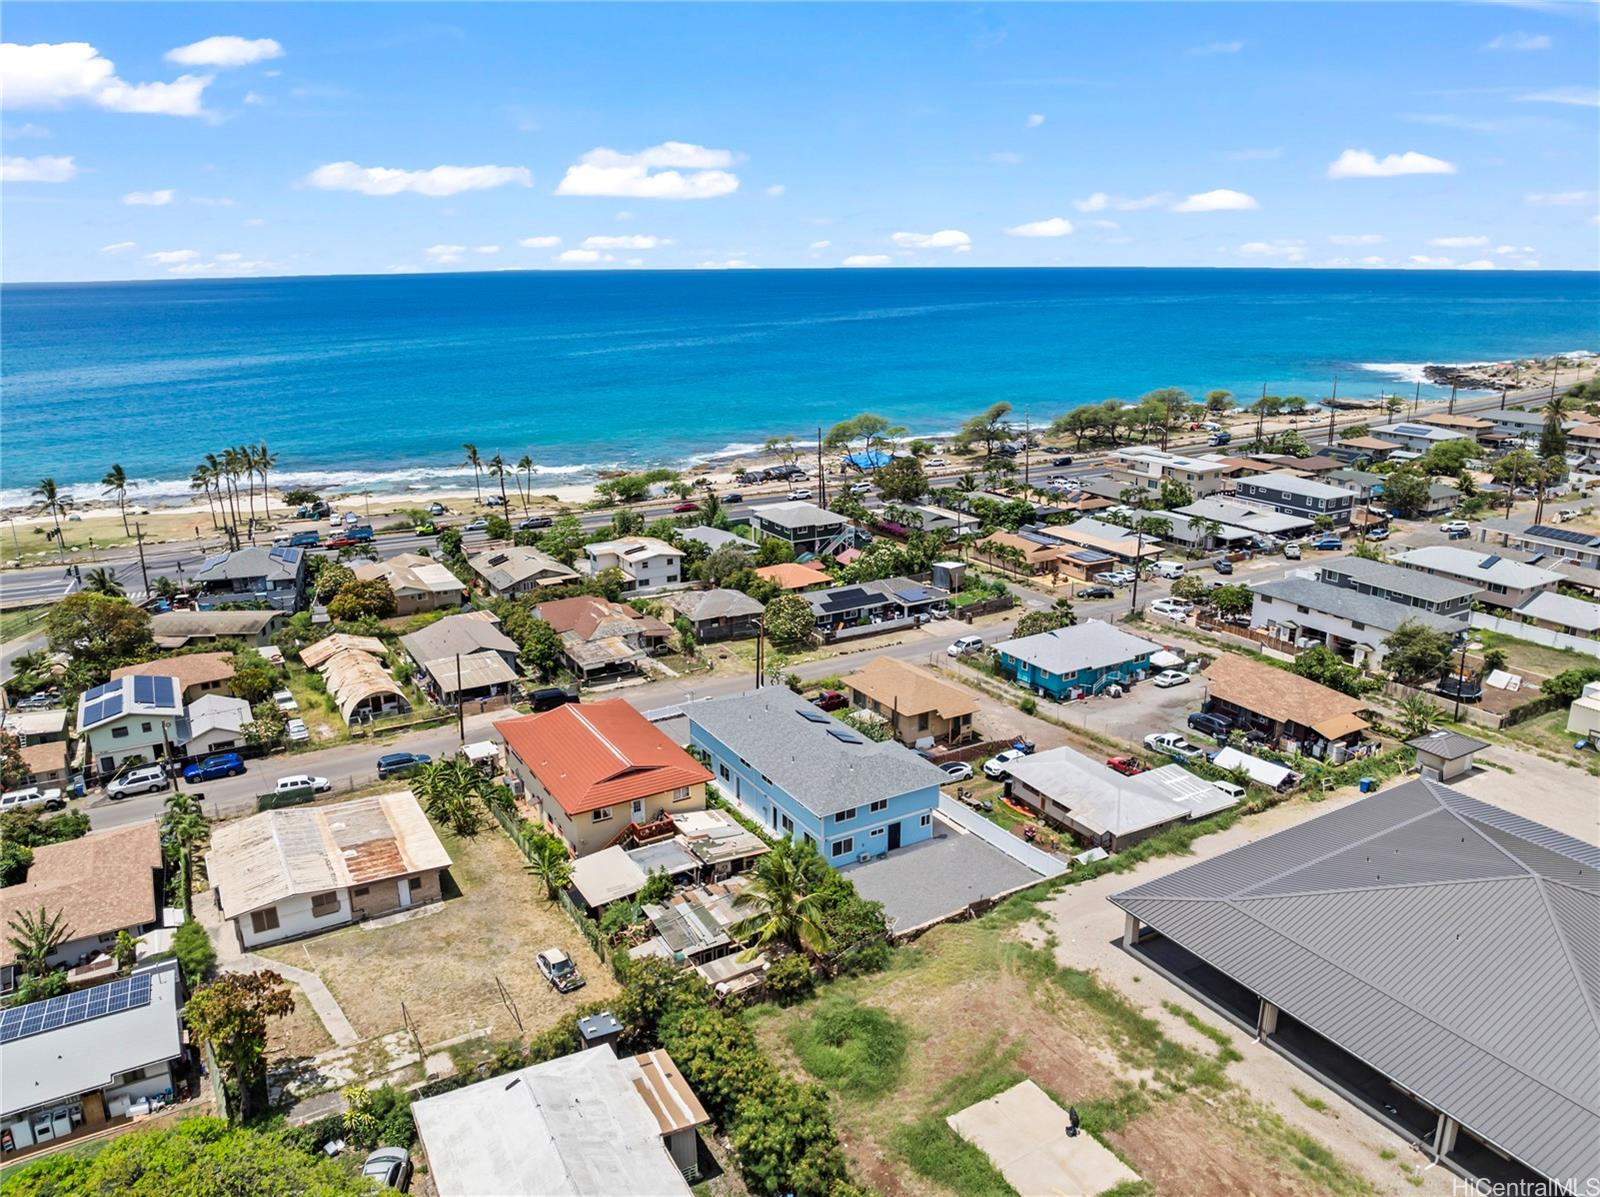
xmin=947 ymin=1079 xmax=1140 ymax=1197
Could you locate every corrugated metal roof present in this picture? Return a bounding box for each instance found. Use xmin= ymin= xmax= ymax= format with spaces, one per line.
xmin=1111 ymin=780 xmax=1600 ymax=1182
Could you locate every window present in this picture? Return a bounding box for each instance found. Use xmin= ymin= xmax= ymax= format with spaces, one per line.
xmin=917 ymin=713 xmax=930 ymax=731
xmin=352 ymin=887 xmax=370 ymax=898
xmin=141 ymin=722 xmax=153 ymax=732
xmin=869 ymin=799 xmax=887 ymax=814
xmin=672 ymin=786 xmax=691 ymax=802
xmin=835 ymin=807 xmax=857 ymax=823
xmin=920 ymin=814 xmax=932 ymax=828
xmin=409 ymin=877 xmax=422 ymax=893
xmin=592 ymin=807 xmax=614 ymax=823
xmin=719 ymin=762 xmax=731 ymax=781
xmin=250 ymin=907 xmax=280 ymax=934
xmin=311 ymin=891 xmax=340 ymax=918
xmin=781 ymin=814 xmax=793 ymax=833
xmin=111 ymin=726 xmax=130 ymax=739
xmin=832 ymin=837 xmax=854 ymax=858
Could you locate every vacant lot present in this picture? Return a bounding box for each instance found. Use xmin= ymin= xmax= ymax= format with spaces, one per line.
xmin=1472 ymin=627 xmax=1593 ymax=683
xmin=260 ymin=825 xmax=617 ymax=1046
xmin=266 ymin=979 xmax=337 ymax=1061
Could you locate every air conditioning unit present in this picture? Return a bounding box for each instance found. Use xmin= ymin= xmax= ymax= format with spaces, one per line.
xmin=857 ymin=852 xmax=872 ymax=864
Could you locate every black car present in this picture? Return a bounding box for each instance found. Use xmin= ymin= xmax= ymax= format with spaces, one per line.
xmin=1076 ymin=585 xmax=1114 ymax=600
xmin=1213 ymin=559 xmax=1234 ymax=575
xmin=1186 ymin=711 xmax=1233 ymax=739
xmin=722 ymin=492 xmax=744 ymax=503
xmin=528 ymin=686 xmax=579 ymax=712
xmin=518 ymin=515 xmax=553 ymax=531
xmin=1437 ymin=675 xmax=1483 ymax=703
xmin=376 ymin=752 xmax=432 ymax=780
xmin=1051 ymin=456 xmax=1074 ymax=467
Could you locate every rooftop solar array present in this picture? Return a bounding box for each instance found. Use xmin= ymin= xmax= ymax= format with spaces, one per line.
xmin=267 ymin=546 xmax=301 ymax=564
xmin=827 ymin=726 xmax=864 ymax=745
xmin=131 ymin=675 xmax=177 ymax=708
xmin=81 ymin=692 xmax=125 ymax=727
xmin=0 ymin=973 xmax=153 ymax=1044
xmin=81 ymin=680 xmax=120 ymax=703
xmin=796 ymin=707 xmax=831 ymax=724
xmin=1527 ymin=524 xmax=1600 ymax=548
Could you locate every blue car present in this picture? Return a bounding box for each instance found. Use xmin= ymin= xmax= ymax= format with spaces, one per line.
xmin=1310 ymin=536 xmax=1344 ymax=551
xmin=376 ymin=752 xmax=431 ymax=780
xmin=184 ymin=752 xmax=246 ymax=782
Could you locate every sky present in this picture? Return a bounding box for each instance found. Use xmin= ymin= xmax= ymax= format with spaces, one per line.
xmin=2 ymin=2 xmax=1597 ymax=282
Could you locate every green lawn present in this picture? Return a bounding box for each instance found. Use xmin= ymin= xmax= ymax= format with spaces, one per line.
xmin=1472 ymin=628 xmax=1598 ymax=681
xmin=0 ymin=604 xmax=50 ymax=644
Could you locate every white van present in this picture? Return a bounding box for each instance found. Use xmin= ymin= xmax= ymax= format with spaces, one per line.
xmin=1152 ymin=560 xmax=1186 ymax=580
xmin=948 ymin=635 xmax=985 ymax=658
xmin=107 ymin=764 xmax=169 ymax=799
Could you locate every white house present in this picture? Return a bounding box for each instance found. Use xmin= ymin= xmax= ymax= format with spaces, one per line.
xmin=77 ymin=675 xmax=184 ymax=778
xmin=176 ymin=694 xmax=255 ymax=756
xmin=1106 ymin=446 xmax=1230 ymax=499
xmin=583 ymin=537 xmax=684 ymax=594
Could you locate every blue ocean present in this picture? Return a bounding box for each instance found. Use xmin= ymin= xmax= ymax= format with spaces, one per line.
xmin=3 ymin=267 xmax=1597 ymax=506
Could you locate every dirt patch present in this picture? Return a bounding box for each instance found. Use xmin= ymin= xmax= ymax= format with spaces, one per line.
xmin=259 ymin=826 xmax=618 ymax=1045
xmin=266 ymin=980 xmax=337 ymax=1061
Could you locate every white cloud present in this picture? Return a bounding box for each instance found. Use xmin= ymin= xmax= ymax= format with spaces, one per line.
xmin=696 ymin=259 xmax=754 ymax=269
xmin=165 ymin=36 xmax=284 ymax=67
xmin=764 ymin=183 xmax=785 ymax=197
xmin=1025 ymin=113 xmax=1045 ymax=127
xmin=555 ymin=141 xmax=740 ymax=200
xmin=1 ymin=153 xmax=75 ymax=182
xmin=2 ymin=122 xmax=50 ymax=138
xmin=1327 ymin=149 xmax=1457 ymax=178
xmin=1525 ymin=191 xmax=1594 ymax=206
xmin=424 ymin=244 xmax=466 ymax=264
xmin=1190 ymin=40 xmax=1245 ymax=55
xmin=581 ymin=234 xmax=668 ymax=250
xmin=891 ymin=229 xmax=972 ymax=251
xmin=474 ymin=245 xmax=500 ymax=254
xmin=1485 ymin=32 xmax=1551 ymax=51
xmin=1075 ymin=192 xmax=1110 ymax=212
xmin=191 ymin=195 xmax=235 ymax=207
xmin=1172 ymin=188 xmax=1258 ymax=212
xmin=1222 ymin=147 xmax=1282 ymax=161
xmin=1329 ymin=233 xmax=1384 ymax=246
xmin=215 ymin=251 xmax=242 ymax=261
xmin=1005 ymin=217 xmax=1073 ymax=238
xmin=808 ymin=240 xmax=832 ymax=250
xmin=842 ymin=254 xmax=891 ymax=267
xmin=145 ymin=248 xmax=199 ymax=263
xmin=1084 ymin=219 xmax=1120 ymax=230
xmin=166 ymin=261 xmax=217 ymax=275
xmin=243 ymin=91 xmax=266 ymax=105
xmin=304 ymin=161 xmax=532 ymax=197
xmin=1074 ymin=191 xmax=1171 ymax=212
xmin=1408 ymin=254 xmax=1455 ymax=268
xmin=1459 ymin=260 xmax=1497 ymax=270
xmin=518 ymin=235 xmax=561 ymax=248
xmin=1428 ymin=235 xmax=1488 ymax=247
xmin=0 ymin=41 xmax=213 ymax=117
xmin=988 ymin=151 xmax=1023 ymax=165
xmin=123 ymin=188 xmax=174 ymax=206
xmin=557 ymin=248 xmax=609 ymax=263
xmin=100 ymin=241 xmax=135 ymax=253
xmin=243 ymin=217 xmax=266 ymax=226
xmin=1516 ymin=86 xmax=1598 ymax=107
xmin=1237 ymin=239 xmax=1306 ymax=261
xmin=1495 ymin=244 xmax=1536 ymax=255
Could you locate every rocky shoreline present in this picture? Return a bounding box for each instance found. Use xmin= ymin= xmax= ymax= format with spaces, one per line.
xmin=1423 ymin=353 xmax=1595 ymax=393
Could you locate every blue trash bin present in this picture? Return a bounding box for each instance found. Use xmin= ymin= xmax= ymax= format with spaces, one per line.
xmin=1358 ymin=777 xmax=1375 ymax=793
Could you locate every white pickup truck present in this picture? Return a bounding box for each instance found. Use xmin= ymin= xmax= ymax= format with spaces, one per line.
xmin=0 ymin=786 xmax=67 ymax=813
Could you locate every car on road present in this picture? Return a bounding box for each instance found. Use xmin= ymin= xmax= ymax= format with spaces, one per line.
xmin=1186 ymin=711 xmax=1233 ymax=739
xmin=361 ymin=1147 xmax=413 ymax=1192
xmin=948 ymin=635 xmax=985 ymax=658
xmin=412 ymin=521 xmax=438 ymax=536
xmin=1105 ymin=755 xmax=1146 ymax=777
xmin=939 ymin=761 xmax=974 ymax=782
xmin=537 ymin=947 xmax=586 ymax=993
xmin=1051 ymin=456 xmax=1074 ymax=467
xmin=788 ymin=489 xmax=812 ymax=501
xmin=1143 ymin=732 xmax=1203 ymax=762
xmin=927 ymin=457 xmax=947 ymax=467
xmin=1363 ymin=528 xmax=1389 ymax=541
xmin=0 ymin=786 xmax=66 ymax=813
xmin=1152 ymin=669 xmax=1190 ymax=688
xmin=106 ymin=765 xmax=169 ymax=800
xmin=1076 ymin=585 xmax=1114 ymax=600
xmin=273 ymin=774 xmax=331 ymax=796
xmin=670 ymin=501 xmax=700 ymax=513
xmin=721 ymin=492 xmax=744 ymax=503
xmin=810 ymin=690 xmax=848 ymax=712
xmin=982 ymin=748 xmax=1027 ymax=780
xmin=323 ymin=535 xmax=361 ymax=549
xmin=184 ymin=753 xmax=246 ymax=783
xmin=376 ymin=752 xmax=431 ymax=780
xmin=1149 ymin=598 xmax=1193 ymax=621
xmin=1440 ymin=520 xmax=1471 ymax=535
xmin=1309 ymin=535 xmax=1344 ymax=551
xmin=463 ymin=518 xmax=489 ymax=532
xmin=288 ymin=531 xmax=321 ymax=548
xmin=849 ymin=481 xmax=873 ymax=495
xmin=343 ymin=512 xmax=360 ymax=525
xmin=518 ymin=515 xmax=553 ymax=530
xmin=1212 ymin=559 xmax=1233 ymax=575
xmin=1436 ymin=675 xmax=1484 ymax=704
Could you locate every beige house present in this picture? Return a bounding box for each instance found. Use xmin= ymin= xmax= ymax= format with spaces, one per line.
xmin=842 ymin=657 xmax=978 ymax=746
xmin=112 ymin=652 xmax=235 ymax=705
xmin=148 ymin=609 xmax=285 ymax=649
xmin=583 ymin=537 xmax=683 ymax=595
xmin=466 ymin=546 xmax=578 ymax=599
xmin=354 ymin=552 xmax=466 ymax=614
xmin=496 ymin=700 xmax=712 ymax=857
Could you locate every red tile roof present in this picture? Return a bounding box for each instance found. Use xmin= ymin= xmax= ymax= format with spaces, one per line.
xmin=495 ymin=700 xmax=712 ymax=816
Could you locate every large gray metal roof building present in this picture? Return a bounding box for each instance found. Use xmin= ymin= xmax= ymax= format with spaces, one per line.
xmin=1110 ymin=779 xmax=1599 ymax=1185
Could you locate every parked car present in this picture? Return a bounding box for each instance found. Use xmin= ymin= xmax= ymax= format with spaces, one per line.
xmin=982 ymin=748 xmax=1027 ymax=780
xmin=1152 ymin=669 xmax=1190 ymax=688
xmin=671 ymin=501 xmax=700 ymax=513
xmin=106 ymin=765 xmax=169 ymax=799
xmin=184 ymin=753 xmax=246 ymax=782
xmin=926 ymin=457 xmax=947 ymax=467
xmin=1105 ymin=755 xmax=1146 ymax=777
xmin=274 ymin=774 xmax=331 ymax=795
xmin=1440 ymin=520 xmax=1471 ymax=535
xmin=1282 ymin=542 xmax=1302 ymax=559
xmin=1149 ymin=598 xmax=1193 ymax=620
xmin=788 ymin=489 xmax=812 ymax=501
xmin=1363 ymin=528 xmax=1389 ymax=541
xmin=1212 ymin=559 xmax=1233 ymax=575
xmin=537 ymin=947 xmax=586 ymax=993
xmin=1076 ymin=585 xmax=1114 ymax=600
xmin=0 ymin=786 xmax=66 ymax=813
xmin=1447 ymin=526 xmax=1471 ymax=540
xmin=1436 ymin=675 xmax=1484 ymax=703
xmin=528 ymin=686 xmax=578 ymax=712
xmin=810 ymin=690 xmax=848 ymax=712
xmin=939 ymin=761 xmax=974 ymax=782
xmin=948 ymin=635 xmax=985 ymax=657
xmin=1100 ymin=570 xmax=1135 ymax=586
xmin=1186 ymin=711 xmax=1233 ymax=739
xmin=517 ymin=515 xmax=553 ymax=530
xmin=1310 ymin=535 xmax=1343 ymax=551
xmin=1143 ymin=732 xmax=1203 ymax=762
xmin=376 ymin=752 xmax=431 ymax=780
xmin=485 ymin=495 xmax=507 ymax=507
xmin=428 ymin=502 xmax=446 ymax=516
xmin=361 ymin=1147 xmax=413 ymax=1192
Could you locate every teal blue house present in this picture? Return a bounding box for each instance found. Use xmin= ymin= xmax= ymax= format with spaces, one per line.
xmin=994 ymin=619 xmax=1162 ymax=700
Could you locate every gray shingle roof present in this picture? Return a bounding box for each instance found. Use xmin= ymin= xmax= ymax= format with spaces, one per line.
xmin=1238 ymin=471 xmax=1350 ymax=501
xmin=1404 ymin=729 xmax=1489 ymax=759
xmin=749 ymin=501 xmax=847 ymax=531
xmin=660 ymin=588 xmax=763 ymax=623
xmin=1318 ymin=556 xmax=1480 ymax=604
xmin=1514 ymin=590 xmax=1600 ymax=633
xmin=1111 ymin=780 xmax=1600 ymax=1183
xmin=193 ymin=545 xmax=304 ymax=584
xmin=676 ymin=527 xmax=757 ymax=553
xmin=685 ymin=687 xmax=948 ymax=818
xmin=994 ymin=619 xmax=1163 ymax=676
xmin=1251 ymin=577 xmax=1463 ymax=633
xmin=1396 ymin=545 xmax=1566 ymax=592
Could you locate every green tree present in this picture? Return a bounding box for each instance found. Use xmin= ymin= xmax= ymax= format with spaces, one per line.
xmin=1157 ymin=479 xmax=1194 ymax=510
xmin=1396 ymin=691 xmax=1442 ymax=738
xmin=1384 ymin=621 xmax=1457 ymax=686
xmin=1415 ymin=439 xmax=1479 ymax=478
xmin=1012 ymin=599 xmax=1077 ymax=639
xmin=411 ymin=757 xmax=487 ymax=836
xmin=762 ymin=593 xmax=816 ymax=650
xmin=462 ymin=442 xmax=484 ymax=504
xmin=1538 ymin=396 xmax=1570 ymax=460
xmin=537 ymin=515 xmax=586 ymax=564
xmin=101 ymin=463 xmax=134 ymax=537
xmin=185 ymin=971 xmax=296 ymax=1123
xmin=674 ymin=615 xmax=698 ymax=657
xmin=0 ymin=841 xmax=34 ymax=887
xmin=1541 ymin=666 xmax=1600 ymax=704
xmin=33 ymin=477 xmax=70 ymax=561
xmin=112 ymin=929 xmax=138 ymax=972
xmin=230 ymin=649 xmax=279 ymax=705
xmin=525 ymin=835 xmax=573 ymax=900
xmin=1380 ymin=468 xmax=1433 ymax=519
xmin=520 ymin=617 xmax=564 ymax=676
xmin=732 ymin=842 xmax=831 ymax=958
xmin=703 ymin=543 xmax=754 ymax=587
xmin=1291 ymin=646 xmax=1373 ymax=697
xmin=0 ymin=731 xmax=29 ymax=791
xmin=1210 ymin=583 xmax=1254 ymax=617
xmin=1204 ymin=389 xmax=1233 ymax=414
xmin=6 ymin=906 xmax=72 ymax=977
xmin=824 ymin=413 xmax=905 ymax=459
xmin=161 ymin=791 xmax=211 ymax=919
xmin=327 ymin=577 xmax=397 ymax=621
xmin=953 ymin=402 xmax=1013 ymax=456
xmin=313 ymin=562 xmax=356 ymax=604
xmin=872 ymin=455 xmax=928 ymax=502
xmin=45 ymin=592 xmax=152 ymax=671
xmin=173 ymin=918 xmax=218 ymax=988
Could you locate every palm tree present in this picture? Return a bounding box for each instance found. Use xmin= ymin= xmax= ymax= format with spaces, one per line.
xmin=84 ymin=566 xmax=124 ymax=597
xmin=525 ymin=837 xmax=573 ymax=900
xmin=191 ymin=463 xmax=220 ymax=529
xmin=731 ymin=842 xmax=831 ymax=959
xmin=33 ymin=478 xmax=69 ymax=561
xmin=252 ymin=442 xmax=279 ymax=518
xmin=487 ymin=453 xmax=510 ymax=508
xmin=411 ymin=758 xmax=486 ymax=835
xmin=102 ymin=464 xmax=133 ymax=536
xmin=207 ymin=452 xmax=238 ymax=538
xmin=161 ymin=792 xmax=211 ymax=919
xmin=1397 ymin=692 xmax=1441 ymax=738
xmin=233 ymin=444 xmax=259 ymax=529
xmin=462 ymin=443 xmax=484 ymax=505
xmin=515 ymin=455 xmax=535 ymax=515
xmin=6 ymin=907 xmax=73 ymax=977
xmin=700 ymin=490 xmax=723 ymax=527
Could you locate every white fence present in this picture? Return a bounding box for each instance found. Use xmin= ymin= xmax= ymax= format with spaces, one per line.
xmin=1469 ymin=613 xmax=1600 ymax=660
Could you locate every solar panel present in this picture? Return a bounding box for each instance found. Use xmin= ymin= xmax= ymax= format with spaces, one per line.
xmin=796 ymin=708 xmax=831 ymax=724
xmin=1527 ymin=524 xmax=1600 ymax=547
xmin=0 ymin=971 xmax=157 ymax=1043
xmin=1480 ymin=555 xmax=1502 ymax=569
xmin=133 ymin=675 xmax=154 ymax=705
xmin=81 ymin=680 xmax=120 ymax=703
xmin=827 ymin=727 xmax=864 ymax=745
xmin=150 ymin=676 xmax=176 ymax=707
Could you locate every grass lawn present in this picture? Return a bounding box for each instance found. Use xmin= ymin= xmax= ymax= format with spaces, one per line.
xmin=750 ymin=902 xmax=1375 ymax=1197
xmin=258 ymin=822 xmax=618 ymax=1047
xmin=0 ymin=604 xmax=51 ymax=643
xmin=0 ymin=1136 xmax=111 ymax=1181
xmin=1471 ymin=628 xmax=1598 ymax=681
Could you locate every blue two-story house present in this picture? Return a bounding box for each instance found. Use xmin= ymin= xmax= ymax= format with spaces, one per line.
xmin=686 ymin=688 xmax=948 ymax=865
xmin=993 ymin=619 xmax=1162 ymax=701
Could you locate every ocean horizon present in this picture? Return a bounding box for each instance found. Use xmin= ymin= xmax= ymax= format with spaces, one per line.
xmin=4 ymin=266 xmax=1597 ymax=508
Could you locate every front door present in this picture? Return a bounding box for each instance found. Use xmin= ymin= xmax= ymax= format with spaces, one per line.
xmin=887 ymin=822 xmax=901 ymax=850
xmin=632 ymin=799 xmax=645 ymax=822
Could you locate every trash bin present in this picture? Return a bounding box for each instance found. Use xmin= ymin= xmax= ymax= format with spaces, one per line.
xmin=1358 ymin=777 xmax=1375 ymax=793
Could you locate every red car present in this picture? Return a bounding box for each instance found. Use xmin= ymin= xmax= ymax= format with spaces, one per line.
xmin=324 ymin=535 xmax=358 ymax=549
xmin=671 ymin=501 xmax=700 ymax=513
xmin=810 ymin=690 xmax=848 ymax=712
xmin=1106 ymin=755 xmax=1146 ymax=777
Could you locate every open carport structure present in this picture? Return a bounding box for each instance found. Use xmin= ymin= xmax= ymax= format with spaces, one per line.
xmin=1110 ymin=779 xmax=1599 ymax=1189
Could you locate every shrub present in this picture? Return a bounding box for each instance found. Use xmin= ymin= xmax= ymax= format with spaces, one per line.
xmin=1019 ymin=696 xmax=1037 ymax=716
xmin=765 ymin=954 xmax=815 ymax=1005
xmin=787 ymin=997 xmax=907 ymax=1099
xmin=1542 ymin=666 xmax=1600 ymax=704
xmin=173 ymin=919 xmax=218 ymax=988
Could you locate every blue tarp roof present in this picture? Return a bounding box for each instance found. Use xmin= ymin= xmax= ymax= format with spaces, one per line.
xmin=844 ymin=449 xmax=892 ymax=470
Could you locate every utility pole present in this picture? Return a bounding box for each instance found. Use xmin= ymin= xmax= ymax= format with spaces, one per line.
xmin=1022 ymin=407 xmax=1032 ymax=493
xmin=455 ymin=653 xmax=465 ymax=742
xmin=132 ymin=522 xmax=151 ymax=596
xmin=1325 ymin=374 xmax=1338 ymax=448
xmin=1412 ymin=381 xmax=1421 ymax=417
xmin=815 ymin=427 xmax=826 ymax=509
xmin=1128 ymin=521 xmax=1146 ymax=616
xmin=1256 ymin=383 xmax=1266 ymax=443
xmin=1448 ymin=383 xmax=1457 ymax=415
xmin=1450 ymin=637 xmax=1471 ymax=721
xmin=753 ymin=614 xmax=765 ymax=688
xmin=1500 ymin=385 xmax=1509 ymax=411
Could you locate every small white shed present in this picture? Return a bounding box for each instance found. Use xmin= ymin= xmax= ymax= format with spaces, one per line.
xmin=1405 ymin=729 xmax=1489 ymax=783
